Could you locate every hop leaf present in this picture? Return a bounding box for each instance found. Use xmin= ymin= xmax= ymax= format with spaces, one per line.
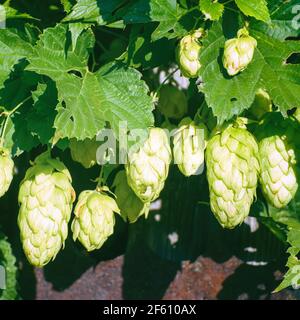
xmin=173 ymin=117 xmax=208 ymax=177
xmin=0 ymin=148 xmax=14 ymax=198
xmin=223 ymin=27 xmax=257 ymax=76
xmin=176 ymin=29 xmax=204 ymax=78
xmin=206 ymin=122 xmax=260 ymax=228
xmin=18 ymin=152 xmax=76 ymax=267
xmin=71 ymin=189 xmax=120 ymax=251
xmin=200 ymin=0 xmax=224 ymax=21
xmin=113 ymin=170 xmax=150 ymax=223
xmin=69 ymin=138 xmax=101 ymax=168
xmin=126 ymin=128 xmax=172 ymax=202
xmin=257 ymin=112 xmax=300 ymax=209
xmin=158 ymin=85 xmax=188 ymax=120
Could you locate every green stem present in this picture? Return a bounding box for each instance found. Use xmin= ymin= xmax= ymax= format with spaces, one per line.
xmin=99 ymin=28 xmax=127 ymax=41
xmin=0 ymin=96 xmax=31 ymax=147
xmin=198 ymin=201 xmax=210 ymax=206
xmin=96 ymin=165 xmax=105 ymax=190
xmin=156 ymin=68 xmax=179 ymax=94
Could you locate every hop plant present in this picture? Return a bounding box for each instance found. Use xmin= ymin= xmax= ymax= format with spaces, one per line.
xmin=257 ymin=113 xmax=300 ymax=209
xmin=18 ymin=152 xmax=76 ymax=267
xmin=173 ymin=117 xmax=208 ymax=177
xmin=176 ymin=29 xmax=204 ymax=78
xmin=69 ymin=138 xmax=100 ymax=168
xmin=0 ymin=147 xmax=14 ymax=197
xmin=158 ymin=85 xmax=188 ymax=119
xmin=126 ymin=128 xmax=172 ymax=203
xmin=223 ymin=27 xmax=257 ymax=76
xmin=71 ymin=189 xmax=120 ymax=251
xmin=248 ymin=89 xmax=272 ymax=120
xmin=206 ymin=121 xmax=260 ymax=229
xmin=113 ymin=170 xmax=150 ymax=223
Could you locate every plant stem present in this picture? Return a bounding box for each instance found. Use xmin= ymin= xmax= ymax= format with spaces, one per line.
xmin=96 ymin=165 xmax=105 ymax=190
xmin=0 ymin=96 xmax=31 ymax=147
xmin=156 ymin=68 xmax=179 ymax=94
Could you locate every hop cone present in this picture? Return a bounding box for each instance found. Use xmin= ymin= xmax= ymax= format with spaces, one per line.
xmin=18 ymin=152 xmax=76 ymax=267
xmin=126 ymin=128 xmax=172 ymax=203
xmin=176 ymin=29 xmax=204 ymax=78
xmin=0 ymin=147 xmax=14 ymax=197
xmin=70 ymin=138 xmax=100 ymax=168
xmin=113 ymin=170 xmax=150 ymax=223
xmin=71 ymin=190 xmax=120 ymax=251
xmin=248 ymin=89 xmax=272 ymax=120
xmin=173 ymin=117 xmax=208 ymax=177
xmin=223 ymin=27 xmax=257 ymax=76
xmin=158 ymin=85 xmax=188 ymax=119
xmin=206 ymin=123 xmax=259 ymax=229
xmin=257 ymin=113 xmax=300 ymax=208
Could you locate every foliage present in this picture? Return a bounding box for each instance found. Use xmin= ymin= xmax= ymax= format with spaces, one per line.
xmin=0 ymin=0 xmax=299 ymax=299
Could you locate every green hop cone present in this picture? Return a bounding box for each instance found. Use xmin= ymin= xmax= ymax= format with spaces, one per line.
xmin=18 ymin=152 xmax=76 ymax=267
xmin=70 ymin=138 xmax=100 ymax=168
xmin=248 ymin=89 xmax=272 ymax=120
xmin=206 ymin=122 xmax=259 ymax=229
xmin=173 ymin=117 xmax=208 ymax=177
xmin=223 ymin=27 xmax=257 ymax=76
xmin=126 ymin=128 xmax=172 ymax=203
xmin=257 ymin=113 xmax=300 ymax=208
xmin=0 ymin=147 xmax=14 ymax=197
xmin=71 ymin=189 xmax=120 ymax=251
xmin=113 ymin=170 xmax=150 ymax=223
xmin=158 ymin=85 xmax=188 ymax=119
xmin=176 ymin=29 xmax=204 ymax=78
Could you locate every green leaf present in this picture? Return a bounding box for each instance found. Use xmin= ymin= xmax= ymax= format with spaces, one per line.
xmin=27 ymin=81 xmax=58 ymax=145
xmin=252 ymin=30 xmax=300 ymax=115
xmin=68 ymin=22 xmax=93 ymax=50
xmin=0 ymin=62 xmax=40 ymax=154
xmin=252 ymin=0 xmax=300 ymax=40
xmin=0 ymin=29 xmax=33 ymax=89
xmin=95 ymin=62 xmax=154 ymax=134
xmin=235 ymin=0 xmax=270 ymax=22
xmin=27 ymin=24 xmax=154 ymax=140
xmin=26 ymin=24 xmax=94 ymax=79
xmin=274 ymin=231 xmax=300 ymax=292
xmin=3 ymin=1 xmax=38 ymax=21
xmin=127 ymin=24 xmax=175 ymax=69
xmin=200 ymin=0 xmax=224 ymax=21
xmin=64 ymin=0 xmax=122 ymax=25
xmin=60 ymin=0 xmax=76 ymax=13
xmin=121 ymin=0 xmax=179 ymax=41
xmin=0 ymin=232 xmax=18 ymax=300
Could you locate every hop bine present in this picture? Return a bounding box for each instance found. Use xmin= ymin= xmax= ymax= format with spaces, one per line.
xmin=223 ymin=27 xmax=257 ymax=76
xmin=176 ymin=29 xmax=204 ymax=78
xmin=257 ymin=112 xmax=300 ymax=209
xmin=173 ymin=117 xmax=208 ymax=177
xmin=206 ymin=121 xmax=260 ymax=229
xmin=113 ymin=170 xmax=150 ymax=223
xmin=126 ymin=128 xmax=172 ymax=203
xmin=71 ymin=189 xmax=120 ymax=251
xmin=158 ymin=85 xmax=188 ymax=120
xmin=18 ymin=152 xmax=76 ymax=267
xmin=0 ymin=147 xmax=14 ymax=197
